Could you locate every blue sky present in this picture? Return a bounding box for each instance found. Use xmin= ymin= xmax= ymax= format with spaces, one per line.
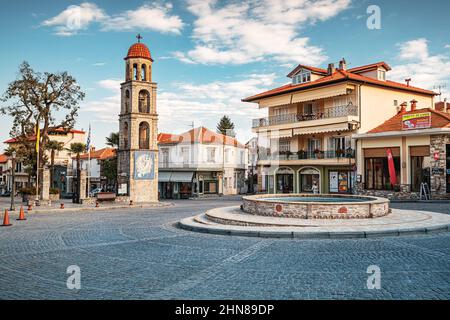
xmin=0 ymin=0 xmax=449 ymax=151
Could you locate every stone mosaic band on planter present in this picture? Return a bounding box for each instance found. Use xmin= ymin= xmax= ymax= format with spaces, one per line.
xmin=242 ymin=194 xmax=390 ymax=219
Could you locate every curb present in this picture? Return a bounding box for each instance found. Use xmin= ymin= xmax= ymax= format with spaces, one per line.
xmin=2 ymin=202 xmax=174 ymax=214
xmin=177 ymin=216 xmax=450 ymax=240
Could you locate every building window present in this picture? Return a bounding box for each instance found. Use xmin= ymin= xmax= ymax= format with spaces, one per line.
xmin=161 ymin=148 xmax=169 ymax=167
xmin=141 ymin=64 xmax=147 ymax=81
xmin=293 ymin=71 xmax=311 ymax=84
xmin=138 ymin=90 xmax=150 ymax=113
xmin=378 ymin=70 xmax=386 ymax=81
xmin=279 ymin=139 xmax=291 ymax=152
xmin=182 ymin=147 xmax=189 ymax=164
xmin=125 ymin=90 xmax=130 ymax=113
xmin=411 ymin=156 xmax=430 ymax=192
xmin=207 ymin=147 xmax=216 ymax=163
xmin=138 ymin=122 xmax=150 ymax=149
xmin=224 ymin=148 xmax=230 ymax=163
xmin=307 ymin=138 xmax=321 ymax=153
xmin=365 ymin=157 xmax=400 ymax=190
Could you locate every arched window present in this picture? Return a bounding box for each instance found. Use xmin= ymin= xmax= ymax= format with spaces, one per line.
xmin=139 ymin=122 xmax=150 ymax=149
xmin=123 ymin=122 xmax=129 ymax=148
xmin=141 ymin=64 xmax=147 ymax=81
xmin=133 ymin=64 xmax=138 ymax=80
xmin=126 ymin=63 xmax=130 ymax=81
xmin=138 ymin=90 xmax=150 ymax=113
xmin=125 ymin=90 xmax=130 ymax=113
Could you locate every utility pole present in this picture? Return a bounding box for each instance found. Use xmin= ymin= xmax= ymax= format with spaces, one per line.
xmin=10 ymin=151 xmax=16 ymax=211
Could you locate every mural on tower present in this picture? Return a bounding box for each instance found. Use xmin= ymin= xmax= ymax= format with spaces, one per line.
xmin=117 ymin=34 xmax=159 ymax=202
xmin=134 ymin=151 xmax=155 ymax=180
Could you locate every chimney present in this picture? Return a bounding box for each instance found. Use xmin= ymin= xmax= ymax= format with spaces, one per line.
xmin=327 ymin=63 xmax=335 ymax=75
xmin=398 ymin=102 xmax=407 ymax=114
xmin=405 ymin=78 xmax=411 ymax=86
xmin=410 ymin=99 xmax=417 ymax=111
xmin=338 ymin=58 xmax=347 ymax=71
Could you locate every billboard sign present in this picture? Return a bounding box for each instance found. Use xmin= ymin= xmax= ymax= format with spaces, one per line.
xmin=402 ymin=112 xmax=431 ymax=130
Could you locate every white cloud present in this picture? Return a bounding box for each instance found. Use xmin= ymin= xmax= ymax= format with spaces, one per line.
xmin=445 ymin=44 xmax=450 ymax=49
xmin=42 ymin=2 xmax=106 ymax=36
xmin=174 ymin=0 xmax=351 ymax=65
xmin=80 ymin=79 xmax=121 ymax=122
xmin=101 ymin=4 xmax=183 ymax=34
xmin=92 ymin=62 xmax=106 ymax=67
xmin=390 ymin=38 xmax=450 ymax=98
xmin=42 ymin=2 xmax=183 ymax=36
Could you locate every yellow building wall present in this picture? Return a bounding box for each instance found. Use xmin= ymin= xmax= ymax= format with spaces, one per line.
xmin=359 ymin=85 xmax=434 ymax=133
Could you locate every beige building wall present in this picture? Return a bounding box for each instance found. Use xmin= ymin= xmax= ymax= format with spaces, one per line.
xmin=359 ymin=85 xmax=434 ymax=133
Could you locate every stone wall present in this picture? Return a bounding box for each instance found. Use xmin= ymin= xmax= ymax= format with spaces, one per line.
xmin=430 ymin=134 xmax=449 ymax=200
xmin=242 ymin=194 xmax=389 ymax=219
xmin=355 ymin=182 xmax=420 ymax=200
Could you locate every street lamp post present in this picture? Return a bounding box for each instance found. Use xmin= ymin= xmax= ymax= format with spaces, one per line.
xmin=10 ymin=151 xmax=16 ymax=211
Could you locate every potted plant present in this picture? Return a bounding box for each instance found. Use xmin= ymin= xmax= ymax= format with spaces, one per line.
xmin=314 ymin=149 xmax=324 ymax=159
xmin=49 ymin=188 xmax=60 ymax=201
xmin=336 ymin=148 xmax=344 ymax=158
xmin=19 ymin=187 xmax=36 ymax=203
xmin=297 ymin=150 xmax=306 ymax=159
xmin=285 ymin=150 xmax=293 ymax=159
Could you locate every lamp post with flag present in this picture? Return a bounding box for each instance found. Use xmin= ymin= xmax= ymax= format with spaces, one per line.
xmin=86 ymin=124 xmax=91 ymax=198
xmin=35 ymin=119 xmax=40 ymax=205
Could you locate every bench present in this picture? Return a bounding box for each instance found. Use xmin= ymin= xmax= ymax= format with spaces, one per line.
xmin=96 ymin=192 xmax=116 ymax=201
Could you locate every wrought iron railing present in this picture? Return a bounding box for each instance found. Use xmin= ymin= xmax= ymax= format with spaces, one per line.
xmin=258 ymin=149 xmax=355 ymax=160
xmin=252 ymin=104 xmax=358 ymax=128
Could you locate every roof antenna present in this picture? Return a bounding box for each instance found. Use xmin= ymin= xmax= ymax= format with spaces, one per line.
xmin=433 ymin=83 xmax=447 ymax=102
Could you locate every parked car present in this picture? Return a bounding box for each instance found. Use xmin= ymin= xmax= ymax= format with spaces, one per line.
xmin=89 ymin=187 xmax=103 ymax=197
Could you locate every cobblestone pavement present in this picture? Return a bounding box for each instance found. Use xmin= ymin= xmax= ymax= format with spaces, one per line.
xmin=0 ymin=198 xmax=449 ymax=299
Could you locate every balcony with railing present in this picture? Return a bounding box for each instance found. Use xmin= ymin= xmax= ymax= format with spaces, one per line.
xmin=252 ymin=104 xmax=358 ymax=128
xmin=258 ymin=148 xmax=355 ymax=161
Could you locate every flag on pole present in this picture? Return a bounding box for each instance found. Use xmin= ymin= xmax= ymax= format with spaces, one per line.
xmin=86 ymin=124 xmax=91 ymax=152
xmin=386 ymin=148 xmax=397 ymax=186
xmin=35 ymin=122 xmax=40 ymax=153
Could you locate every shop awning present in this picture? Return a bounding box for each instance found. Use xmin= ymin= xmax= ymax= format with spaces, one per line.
xmin=170 ymin=172 xmax=194 ymax=183
xmin=158 ymin=171 xmax=172 ymax=182
xmin=291 ymin=83 xmax=352 ymax=104
xmin=293 ymin=122 xmax=350 ymax=136
xmin=270 ymin=129 xmax=292 ymax=139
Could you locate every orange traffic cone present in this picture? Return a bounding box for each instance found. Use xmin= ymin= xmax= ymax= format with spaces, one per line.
xmin=17 ymin=206 xmax=27 ymax=221
xmin=1 ymin=209 xmax=12 ymax=227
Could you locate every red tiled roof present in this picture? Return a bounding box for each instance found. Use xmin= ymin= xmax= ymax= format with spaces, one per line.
xmin=368 ymin=108 xmax=450 ymax=133
xmin=243 ymin=68 xmax=436 ymax=102
xmin=347 ymin=61 xmax=391 ymax=73
xmin=158 ymin=127 xmax=245 ymax=148
xmin=4 ymin=127 xmax=85 ymax=144
xmin=287 ymin=64 xmax=328 ymax=78
xmin=125 ymin=43 xmax=153 ymax=61
xmin=0 ymin=154 xmax=8 ymax=163
xmin=75 ymin=148 xmax=116 ymax=160
xmin=157 ymin=133 xmax=182 ymax=144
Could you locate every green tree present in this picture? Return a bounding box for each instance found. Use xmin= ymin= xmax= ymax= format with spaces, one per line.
xmin=106 ymin=132 xmax=119 ymax=148
xmin=1 ymin=62 xmax=85 ymax=192
xmin=101 ymin=157 xmax=117 ymax=192
xmin=67 ymin=143 xmax=86 ymax=173
xmin=216 ymin=115 xmax=236 ymax=137
xmin=46 ymin=140 xmax=64 ymax=188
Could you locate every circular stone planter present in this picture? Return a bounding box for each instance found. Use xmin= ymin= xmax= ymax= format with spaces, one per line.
xmin=242 ymin=194 xmax=390 ymax=219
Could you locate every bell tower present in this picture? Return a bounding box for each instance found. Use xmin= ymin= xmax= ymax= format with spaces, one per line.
xmin=117 ymin=35 xmax=158 ymax=202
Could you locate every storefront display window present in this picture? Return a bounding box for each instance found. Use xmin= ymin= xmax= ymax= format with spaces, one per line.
xmin=365 ymin=157 xmax=400 ymax=190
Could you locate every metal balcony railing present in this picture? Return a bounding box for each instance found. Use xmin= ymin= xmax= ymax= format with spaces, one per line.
xmin=252 ymin=104 xmax=358 ymax=128
xmin=257 ymin=149 xmax=355 ymax=161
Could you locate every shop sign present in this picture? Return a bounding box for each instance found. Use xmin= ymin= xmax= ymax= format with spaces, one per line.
xmin=432 ymin=168 xmax=444 ymax=175
xmin=402 ymin=112 xmax=431 ymax=130
xmin=118 ymin=183 xmax=127 ymax=195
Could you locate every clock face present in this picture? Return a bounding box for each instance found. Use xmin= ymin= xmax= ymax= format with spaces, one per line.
xmin=134 ymin=151 xmax=155 ymax=180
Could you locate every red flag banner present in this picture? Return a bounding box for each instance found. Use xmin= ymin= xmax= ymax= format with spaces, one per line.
xmin=386 ymin=148 xmax=397 ymax=186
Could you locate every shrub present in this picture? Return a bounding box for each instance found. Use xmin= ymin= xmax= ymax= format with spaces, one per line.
xmin=49 ymin=188 xmax=60 ymax=195
xmin=19 ymin=187 xmax=37 ymax=195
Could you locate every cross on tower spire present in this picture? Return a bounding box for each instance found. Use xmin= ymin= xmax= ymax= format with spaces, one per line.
xmin=136 ymin=34 xmax=143 ymax=43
